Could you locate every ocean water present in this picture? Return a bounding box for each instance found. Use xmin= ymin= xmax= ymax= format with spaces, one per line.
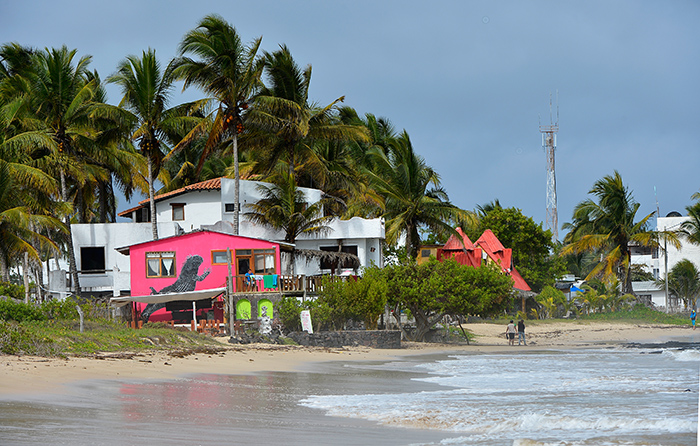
xmin=0 ymin=347 xmax=697 ymax=445
xmin=301 ymin=347 xmax=699 ymax=445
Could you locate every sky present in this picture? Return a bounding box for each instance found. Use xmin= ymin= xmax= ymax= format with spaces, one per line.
xmin=2 ymin=1 xmax=699 ymax=240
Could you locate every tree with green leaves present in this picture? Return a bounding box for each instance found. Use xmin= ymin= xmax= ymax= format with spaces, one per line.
xmin=0 ymin=159 xmax=64 ymax=284
xmin=562 ymin=171 xmax=673 ymax=297
xmin=465 ymin=205 xmax=566 ymax=293
xmin=366 ymin=131 xmax=467 ymax=259
xmin=245 ymin=46 xmax=369 ymax=187
xmin=383 ymin=258 xmax=513 ymax=341
xmin=681 ymin=192 xmax=700 ymax=246
xmin=173 ymin=14 xmax=264 ymax=234
xmin=244 ymin=168 xmax=335 ymax=273
xmin=656 ymin=259 xmax=700 ymax=310
xmin=22 ymin=46 xmax=107 ymax=295
xmin=317 ymin=268 xmax=388 ymax=330
xmin=107 ymin=48 xmax=203 ymax=240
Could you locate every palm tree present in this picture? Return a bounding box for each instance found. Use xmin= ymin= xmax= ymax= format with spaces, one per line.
xmin=336 ymin=108 xmax=396 ymax=218
xmin=244 ymin=168 xmax=335 ymax=273
xmin=365 ymin=131 xmax=466 ymax=259
xmin=173 ymin=14 xmax=264 ymax=235
xmin=680 ymin=192 xmax=700 ymax=246
xmin=562 ymin=171 xmax=667 ymax=296
xmin=107 ymin=48 xmax=202 ymax=240
xmin=0 ymin=159 xmax=64 ymax=283
xmin=656 ymin=259 xmax=700 ymax=310
xmin=24 ymin=46 xmax=105 ymax=295
xmin=245 ymin=46 xmax=369 ymax=188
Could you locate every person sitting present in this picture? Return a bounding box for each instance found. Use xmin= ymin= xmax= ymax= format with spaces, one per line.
xmin=245 ymin=269 xmax=256 ymax=291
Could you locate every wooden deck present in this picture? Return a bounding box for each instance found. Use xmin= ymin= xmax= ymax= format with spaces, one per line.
xmin=229 ymin=274 xmax=345 ymax=296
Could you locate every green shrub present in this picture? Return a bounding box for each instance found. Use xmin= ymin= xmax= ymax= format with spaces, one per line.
xmin=42 ymin=298 xmax=79 ymax=320
xmin=0 ymin=282 xmax=24 ymax=300
xmin=0 ymin=299 xmax=47 ymax=322
xmin=41 ymin=297 xmax=111 ymax=322
xmin=275 ymin=296 xmax=303 ymax=332
xmin=0 ymin=321 xmax=60 ymax=356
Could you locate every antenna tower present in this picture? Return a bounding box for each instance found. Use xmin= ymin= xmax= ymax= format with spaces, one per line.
xmin=539 ymin=93 xmax=559 ymax=241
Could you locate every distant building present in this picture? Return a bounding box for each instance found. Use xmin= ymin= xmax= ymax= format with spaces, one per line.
xmin=54 ymin=178 xmax=385 ymax=298
xmin=630 ymin=212 xmax=700 ymax=310
xmin=418 ymin=228 xmax=531 ymax=292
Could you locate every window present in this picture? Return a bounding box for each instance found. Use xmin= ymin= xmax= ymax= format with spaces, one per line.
xmin=212 ymin=250 xmax=230 ymax=265
xmin=421 ymin=249 xmax=431 ymax=258
xmin=235 ymin=248 xmax=276 ymax=275
xmin=136 ymin=207 xmax=150 ymax=222
xmin=224 ymin=203 xmax=236 ymax=213
xmin=171 ymin=203 xmax=185 ymax=221
xmin=80 ymin=247 xmax=105 ymax=273
xmin=146 ymin=252 xmax=176 ymax=278
xmin=320 ymin=245 xmax=358 ymax=270
xmin=652 ymin=248 xmax=659 ymax=259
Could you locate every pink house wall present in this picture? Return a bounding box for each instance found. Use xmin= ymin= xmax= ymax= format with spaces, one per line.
xmin=128 ymin=231 xmax=282 ymax=297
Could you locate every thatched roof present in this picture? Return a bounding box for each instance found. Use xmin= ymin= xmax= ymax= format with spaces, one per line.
xmin=295 ymin=248 xmax=361 ymax=270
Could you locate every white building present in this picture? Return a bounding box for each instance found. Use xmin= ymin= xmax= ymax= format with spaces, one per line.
xmin=630 ymin=212 xmax=700 ymax=309
xmin=63 ymin=177 xmax=385 ymax=297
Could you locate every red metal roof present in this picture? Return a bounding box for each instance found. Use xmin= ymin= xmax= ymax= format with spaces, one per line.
xmin=439 ymin=228 xmax=531 ymax=292
xmin=442 ymin=228 xmax=475 ymax=251
xmin=437 ymin=249 xmax=481 ymax=268
xmin=508 ymin=267 xmax=531 ymax=292
xmin=474 ymin=229 xmax=506 ymax=255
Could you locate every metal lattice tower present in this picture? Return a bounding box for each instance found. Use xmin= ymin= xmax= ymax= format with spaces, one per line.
xmin=539 ymin=95 xmax=559 ymax=241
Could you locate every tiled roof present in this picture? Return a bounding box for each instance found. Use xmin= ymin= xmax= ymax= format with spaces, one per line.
xmin=118 ymin=178 xmax=223 ymax=218
xmin=138 ymin=177 xmax=222 ymax=205
xmin=117 ymin=204 xmax=145 ymax=218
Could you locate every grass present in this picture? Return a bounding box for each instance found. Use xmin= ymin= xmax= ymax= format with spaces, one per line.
xmin=0 ymin=319 xmax=224 ymax=357
xmin=484 ymin=305 xmax=691 ymax=327
xmin=577 ymin=305 xmax=689 ymax=326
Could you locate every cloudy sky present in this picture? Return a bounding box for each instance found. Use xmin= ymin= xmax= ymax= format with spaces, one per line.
xmin=2 ymin=1 xmax=698 ymax=239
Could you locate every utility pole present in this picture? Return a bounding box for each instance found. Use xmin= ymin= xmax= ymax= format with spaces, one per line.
xmin=540 ymin=93 xmax=559 ymax=241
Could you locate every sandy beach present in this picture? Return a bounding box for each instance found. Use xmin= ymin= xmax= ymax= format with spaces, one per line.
xmin=1 ymin=320 xmax=697 ymax=396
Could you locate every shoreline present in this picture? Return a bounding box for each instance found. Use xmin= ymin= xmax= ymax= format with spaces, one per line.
xmin=1 ymin=320 xmax=698 ymax=396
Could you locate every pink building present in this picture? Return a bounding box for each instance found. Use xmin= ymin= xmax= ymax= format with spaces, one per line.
xmin=118 ymin=230 xmax=285 ymax=323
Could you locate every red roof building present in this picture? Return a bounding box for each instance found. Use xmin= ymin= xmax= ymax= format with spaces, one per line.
xmin=420 ymin=228 xmax=531 ymax=292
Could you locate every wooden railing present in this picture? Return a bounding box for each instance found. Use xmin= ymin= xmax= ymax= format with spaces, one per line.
xmin=229 ymin=274 xmax=353 ymax=295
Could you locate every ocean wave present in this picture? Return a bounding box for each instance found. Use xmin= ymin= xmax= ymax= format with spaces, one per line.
xmin=662 ymin=348 xmax=700 ymax=362
xmin=301 ymin=392 xmax=694 ymax=435
xmin=480 ymin=413 xmax=694 ymax=434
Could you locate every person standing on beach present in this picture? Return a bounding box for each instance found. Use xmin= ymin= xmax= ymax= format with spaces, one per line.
xmin=517 ymin=319 xmax=526 ymax=345
xmin=505 ymin=320 xmax=517 ymax=346
xmin=691 ymin=309 xmax=696 ymax=330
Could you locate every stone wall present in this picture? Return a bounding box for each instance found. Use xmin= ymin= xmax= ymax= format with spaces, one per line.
xmin=288 ymin=330 xmax=401 ymax=349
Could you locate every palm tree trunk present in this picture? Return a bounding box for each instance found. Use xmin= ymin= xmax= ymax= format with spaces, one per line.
xmin=148 ymin=157 xmax=158 ymax=240
xmin=232 ymin=132 xmax=239 ymax=235
xmin=98 ymin=179 xmax=107 ymax=223
xmin=23 ymin=252 xmax=30 ymax=303
xmin=77 ymin=187 xmax=86 ymax=223
xmin=0 ymin=254 xmax=8 ymax=282
xmin=60 ymin=168 xmax=81 ymax=296
xmin=35 ymin=258 xmax=44 ymax=303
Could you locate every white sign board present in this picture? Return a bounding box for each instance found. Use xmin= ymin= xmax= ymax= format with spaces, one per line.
xmin=300 ymin=310 xmax=313 ymax=334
